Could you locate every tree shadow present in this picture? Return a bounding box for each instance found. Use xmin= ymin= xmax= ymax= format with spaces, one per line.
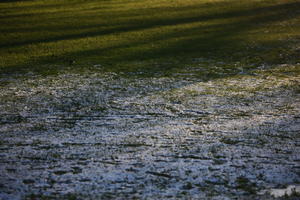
xmin=0 ymin=0 xmax=299 ymax=76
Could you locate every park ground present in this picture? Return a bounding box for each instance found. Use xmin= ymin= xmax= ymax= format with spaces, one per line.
xmin=0 ymin=0 xmax=300 ymax=199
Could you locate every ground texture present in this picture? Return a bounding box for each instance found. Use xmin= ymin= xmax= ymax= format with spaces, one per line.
xmin=0 ymin=64 xmax=299 ymax=199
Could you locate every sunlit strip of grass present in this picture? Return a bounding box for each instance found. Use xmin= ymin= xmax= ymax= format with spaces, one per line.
xmin=0 ymin=0 xmax=299 ymax=75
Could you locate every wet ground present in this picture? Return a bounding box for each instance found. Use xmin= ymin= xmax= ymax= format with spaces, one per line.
xmin=0 ymin=64 xmax=300 ymax=199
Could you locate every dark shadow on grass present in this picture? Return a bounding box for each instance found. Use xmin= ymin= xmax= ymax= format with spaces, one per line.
xmin=1 ymin=1 xmax=299 ymax=48
xmin=0 ymin=0 xmax=30 ymax=2
xmin=0 ymin=1 xmax=299 ymax=76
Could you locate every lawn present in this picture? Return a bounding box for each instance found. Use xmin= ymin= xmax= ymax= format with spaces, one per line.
xmin=0 ymin=0 xmax=300 ymax=199
xmin=0 ymin=0 xmax=299 ymax=75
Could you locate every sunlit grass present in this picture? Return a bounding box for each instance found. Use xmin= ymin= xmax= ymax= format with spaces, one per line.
xmin=0 ymin=0 xmax=299 ymax=75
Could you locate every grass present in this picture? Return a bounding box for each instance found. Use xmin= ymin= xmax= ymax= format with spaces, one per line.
xmin=0 ymin=0 xmax=299 ymax=75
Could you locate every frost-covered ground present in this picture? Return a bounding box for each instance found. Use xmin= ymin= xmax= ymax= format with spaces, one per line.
xmin=0 ymin=64 xmax=300 ymax=199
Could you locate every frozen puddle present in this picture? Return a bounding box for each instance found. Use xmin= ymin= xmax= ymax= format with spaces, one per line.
xmin=259 ymin=185 xmax=300 ymax=198
xmin=0 ymin=65 xmax=299 ymax=199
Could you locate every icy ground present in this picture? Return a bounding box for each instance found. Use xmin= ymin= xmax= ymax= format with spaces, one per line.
xmin=0 ymin=64 xmax=299 ymax=199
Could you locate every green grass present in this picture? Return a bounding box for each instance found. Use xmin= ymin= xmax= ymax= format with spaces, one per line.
xmin=0 ymin=0 xmax=299 ymax=75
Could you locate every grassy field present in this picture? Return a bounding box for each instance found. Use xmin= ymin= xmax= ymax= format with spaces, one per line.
xmin=0 ymin=0 xmax=299 ymax=75
xmin=1 ymin=1 xmax=300 ymax=199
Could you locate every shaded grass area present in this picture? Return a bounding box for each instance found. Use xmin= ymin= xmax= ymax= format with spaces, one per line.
xmin=0 ymin=0 xmax=299 ymax=75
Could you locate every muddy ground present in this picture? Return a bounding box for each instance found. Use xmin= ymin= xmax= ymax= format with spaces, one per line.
xmin=0 ymin=64 xmax=299 ymax=199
